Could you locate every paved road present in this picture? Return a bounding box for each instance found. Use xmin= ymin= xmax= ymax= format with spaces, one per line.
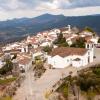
xmin=13 ymin=70 xmax=35 ymax=100
xmin=13 ymin=67 xmax=77 ymax=100
xmin=33 ymin=67 xmax=77 ymax=100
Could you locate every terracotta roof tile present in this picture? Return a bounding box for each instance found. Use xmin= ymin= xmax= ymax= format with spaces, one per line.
xmin=18 ymin=57 xmax=31 ymax=65
xmin=30 ymin=47 xmax=43 ymax=53
xmin=50 ymin=47 xmax=87 ymax=57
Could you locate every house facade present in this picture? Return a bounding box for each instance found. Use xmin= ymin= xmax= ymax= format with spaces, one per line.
xmin=18 ymin=58 xmax=32 ymax=72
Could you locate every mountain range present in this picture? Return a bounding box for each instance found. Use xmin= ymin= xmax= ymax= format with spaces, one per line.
xmin=0 ymin=13 xmax=100 ymax=44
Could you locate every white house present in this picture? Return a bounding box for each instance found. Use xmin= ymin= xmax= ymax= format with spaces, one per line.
xmin=21 ymin=45 xmax=29 ymax=53
xmin=53 ymin=28 xmax=61 ymax=34
xmin=30 ymin=47 xmax=45 ymax=61
xmin=18 ymin=57 xmax=32 ymax=72
xmin=90 ymin=37 xmax=99 ymax=44
xmin=47 ymin=43 xmax=94 ymax=68
xmin=40 ymin=41 xmax=52 ymax=47
xmin=79 ymin=31 xmax=93 ymax=36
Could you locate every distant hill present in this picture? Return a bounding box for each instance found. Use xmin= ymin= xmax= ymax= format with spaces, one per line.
xmin=0 ymin=13 xmax=100 ymax=43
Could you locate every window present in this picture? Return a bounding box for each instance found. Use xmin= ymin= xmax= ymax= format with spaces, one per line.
xmin=87 ymin=44 xmax=89 ymax=48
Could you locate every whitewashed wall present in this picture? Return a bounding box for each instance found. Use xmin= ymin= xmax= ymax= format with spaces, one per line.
xmin=19 ymin=60 xmax=32 ymax=71
xmin=48 ymin=55 xmax=69 ymax=68
xmin=47 ymin=51 xmax=91 ymax=68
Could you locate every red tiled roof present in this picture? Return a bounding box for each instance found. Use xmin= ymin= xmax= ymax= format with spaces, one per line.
xmin=4 ymin=49 xmax=21 ymax=54
xmin=86 ymin=40 xmax=94 ymax=44
xmin=50 ymin=47 xmax=87 ymax=57
xmin=18 ymin=57 xmax=30 ymax=65
xmin=30 ymin=47 xmax=43 ymax=53
xmin=84 ymin=36 xmax=92 ymax=42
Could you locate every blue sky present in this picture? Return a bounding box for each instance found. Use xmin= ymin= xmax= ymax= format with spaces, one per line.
xmin=0 ymin=0 xmax=100 ymax=20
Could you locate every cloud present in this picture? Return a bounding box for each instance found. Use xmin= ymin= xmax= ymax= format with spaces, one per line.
xmin=0 ymin=0 xmax=100 ymax=11
xmin=0 ymin=0 xmax=100 ymax=20
xmin=42 ymin=0 xmax=100 ymax=9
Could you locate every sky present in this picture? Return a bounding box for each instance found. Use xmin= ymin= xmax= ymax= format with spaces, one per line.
xmin=0 ymin=0 xmax=100 ymax=21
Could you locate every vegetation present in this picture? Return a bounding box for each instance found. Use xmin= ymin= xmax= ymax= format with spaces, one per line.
xmin=28 ymin=43 xmax=32 ymax=47
xmin=11 ymin=54 xmax=17 ymax=60
xmin=85 ymin=27 xmax=95 ymax=36
xmin=92 ymin=65 xmax=100 ymax=76
xmin=56 ymin=65 xmax=100 ymax=100
xmin=28 ymin=43 xmax=33 ymax=49
xmin=54 ymin=33 xmax=69 ymax=47
xmin=34 ymin=56 xmax=41 ymax=61
xmin=71 ymin=37 xmax=86 ymax=48
xmin=77 ymin=73 xmax=99 ymax=92
xmin=43 ymin=46 xmax=52 ymax=54
xmin=57 ymin=82 xmax=68 ymax=98
xmin=76 ymin=67 xmax=100 ymax=100
xmin=85 ymin=27 xmax=94 ymax=33
xmin=0 ymin=60 xmax=13 ymax=75
xmin=0 ymin=77 xmax=16 ymax=85
xmin=34 ymin=57 xmax=46 ymax=79
xmin=44 ymin=90 xmax=52 ymax=99
xmin=0 ymin=96 xmax=12 ymax=100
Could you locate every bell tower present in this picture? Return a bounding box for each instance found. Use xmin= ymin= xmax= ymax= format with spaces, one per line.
xmin=85 ymin=41 xmax=94 ymax=63
xmin=85 ymin=41 xmax=94 ymax=51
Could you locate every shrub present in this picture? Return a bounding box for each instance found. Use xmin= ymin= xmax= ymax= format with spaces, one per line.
xmin=93 ymin=67 xmax=100 ymax=76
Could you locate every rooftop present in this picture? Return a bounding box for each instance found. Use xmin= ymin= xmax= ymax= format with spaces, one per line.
xmin=50 ymin=47 xmax=87 ymax=57
xmin=18 ymin=57 xmax=31 ymax=65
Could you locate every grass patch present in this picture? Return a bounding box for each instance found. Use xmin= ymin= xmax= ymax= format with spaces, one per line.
xmin=0 ymin=96 xmax=12 ymax=100
xmin=0 ymin=77 xmax=16 ymax=85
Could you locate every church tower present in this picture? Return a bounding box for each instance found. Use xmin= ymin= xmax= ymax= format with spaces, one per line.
xmin=85 ymin=41 xmax=94 ymax=63
xmin=67 ymin=25 xmax=71 ymax=34
xmin=68 ymin=25 xmax=71 ymax=32
xmin=85 ymin=41 xmax=94 ymax=51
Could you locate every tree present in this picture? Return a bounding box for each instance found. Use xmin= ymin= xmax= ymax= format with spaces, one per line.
xmin=71 ymin=37 xmax=85 ymax=48
xmin=11 ymin=54 xmax=17 ymax=60
xmin=85 ymin=27 xmax=94 ymax=33
xmin=56 ymin=66 xmax=100 ymax=100
xmin=28 ymin=43 xmax=33 ymax=48
xmin=92 ymin=67 xmax=100 ymax=76
xmin=43 ymin=46 xmax=52 ymax=54
xmin=76 ymin=71 xmax=100 ymax=95
xmin=84 ymin=27 xmax=95 ymax=36
xmin=34 ymin=60 xmax=46 ymax=79
xmin=54 ymin=33 xmax=69 ymax=47
xmin=0 ymin=60 xmax=13 ymax=75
